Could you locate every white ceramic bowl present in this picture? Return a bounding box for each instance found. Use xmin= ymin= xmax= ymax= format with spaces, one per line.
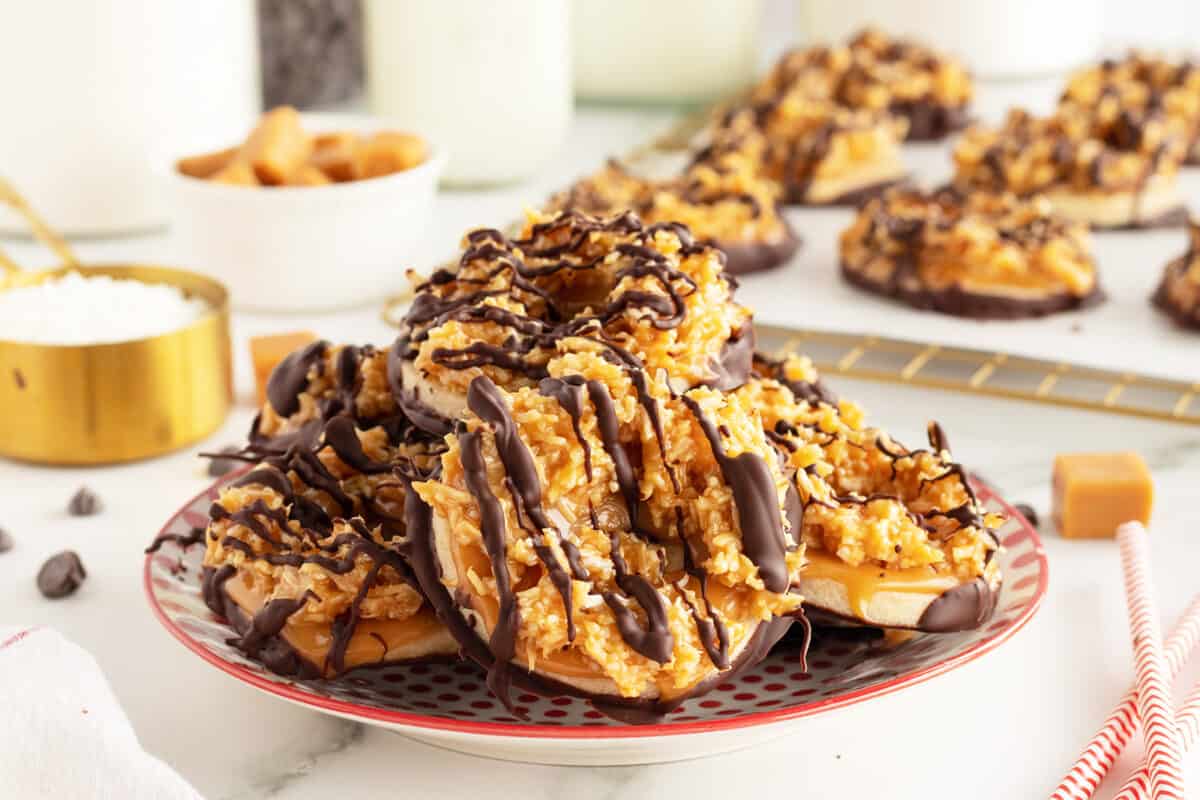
xmin=161 ymin=115 xmax=445 ymax=312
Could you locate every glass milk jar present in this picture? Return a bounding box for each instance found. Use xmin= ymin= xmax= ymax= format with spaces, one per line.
xmin=364 ymin=0 xmax=572 ymax=186
xmin=573 ymin=0 xmax=763 ymax=105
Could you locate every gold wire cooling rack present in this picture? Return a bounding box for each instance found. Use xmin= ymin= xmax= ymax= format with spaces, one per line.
xmin=754 ymin=324 xmax=1200 ymax=426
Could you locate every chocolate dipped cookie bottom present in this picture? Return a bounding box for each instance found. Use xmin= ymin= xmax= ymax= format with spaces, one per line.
xmin=840 ymin=260 xmax=1107 ymax=320
xmin=784 ymin=177 xmax=908 ymax=208
xmin=1097 ymin=204 xmax=1189 ymax=231
xmin=715 ymin=217 xmax=802 ymax=276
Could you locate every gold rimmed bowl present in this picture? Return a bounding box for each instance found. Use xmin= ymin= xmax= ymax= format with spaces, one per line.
xmin=0 ymin=181 xmax=232 ymax=465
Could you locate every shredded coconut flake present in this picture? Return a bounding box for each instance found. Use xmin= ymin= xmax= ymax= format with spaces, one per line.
xmin=0 ymin=272 xmax=211 ymax=345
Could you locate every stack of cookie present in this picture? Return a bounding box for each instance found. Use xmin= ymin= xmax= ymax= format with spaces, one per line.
xmin=199 ymin=212 xmax=1003 ymax=721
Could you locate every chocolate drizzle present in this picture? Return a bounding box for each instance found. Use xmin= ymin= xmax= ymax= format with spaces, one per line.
xmin=537 ymin=376 xmax=592 ymax=478
xmin=230 ymin=590 xmax=317 ymax=660
xmin=458 ymin=429 xmax=520 ymax=706
xmin=406 ymin=467 xmax=795 ymax=722
xmin=681 ymin=395 xmax=793 ymax=593
xmin=601 ymin=552 xmax=674 ymax=664
xmin=585 ymin=380 xmax=640 ymax=531
xmin=267 ymin=340 xmax=328 ymax=417
xmin=467 ymin=378 xmax=581 ymax=638
xmin=466 ymin=376 xmax=674 ymax=664
xmin=321 ymin=415 xmax=391 ymax=474
xmin=390 ymin=211 xmax=754 ymax=436
xmin=201 ymin=345 xmax=443 ymax=678
xmin=706 ymin=325 xmax=756 ymax=392
xmin=752 ymin=352 xmax=838 ymax=407
xmin=145 ymin=525 xmax=206 ymax=555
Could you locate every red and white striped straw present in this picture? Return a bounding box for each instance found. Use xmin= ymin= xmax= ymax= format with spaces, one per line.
xmin=1116 ymin=522 xmax=1185 ymax=799
xmin=1049 ymin=595 xmax=1200 ymax=800
xmin=1111 ymin=678 xmax=1200 ymax=800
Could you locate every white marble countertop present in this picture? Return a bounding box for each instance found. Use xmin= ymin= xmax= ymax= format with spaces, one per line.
xmin=2 ymin=98 xmax=1200 ymax=799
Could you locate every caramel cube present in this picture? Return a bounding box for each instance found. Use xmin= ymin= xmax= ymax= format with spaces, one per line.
xmin=310 ymin=131 xmax=359 ymax=182
xmin=286 ymin=165 xmax=333 ymax=187
xmin=210 ymin=160 xmax=259 ymax=187
xmin=251 ymin=331 xmax=317 ymax=406
xmin=352 ymin=131 xmax=427 ymax=180
xmin=243 ymin=106 xmax=313 ymax=185
xmin=1052 ymin=452 xmax=1154 ymax=539
xmin=176 ymin=145 xmax=239 ymax=179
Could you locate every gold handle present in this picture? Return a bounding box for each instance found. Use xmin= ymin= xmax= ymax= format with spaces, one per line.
xmin=0 ymin=175 xmax=80 ymax=274
xmin=0 ymin=245 xmax=20 ymax=276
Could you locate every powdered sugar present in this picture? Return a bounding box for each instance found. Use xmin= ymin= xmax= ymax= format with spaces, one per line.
xmin=0 ymin=272 xmax=211 ymax=345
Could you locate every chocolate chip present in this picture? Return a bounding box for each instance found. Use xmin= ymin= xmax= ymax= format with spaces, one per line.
xmin=206 ymin=446 xmax=243 ymax=478
xmin=37 ymin=550 xmax=87 ymax=598
xmin=0 ymin=529 xmax=13 ymax=553
xmin=1013 ymin=503 xmax=1040 ymax=527
xmin=67 ymin=487 xmax=101 ymax=516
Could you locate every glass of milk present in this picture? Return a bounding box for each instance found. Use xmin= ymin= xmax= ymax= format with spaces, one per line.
xmin=572 ymin=0 xmax=764 ymax=106
xmin=364 ymin=0 xmax=573 ymax=186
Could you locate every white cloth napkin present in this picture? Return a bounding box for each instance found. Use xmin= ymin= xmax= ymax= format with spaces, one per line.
xmin=0 ymin=626 xmax=201 ymax=800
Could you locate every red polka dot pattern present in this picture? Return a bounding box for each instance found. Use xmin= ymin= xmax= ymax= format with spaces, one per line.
xmin=145 ymin=478 xmax=1045 ymax=730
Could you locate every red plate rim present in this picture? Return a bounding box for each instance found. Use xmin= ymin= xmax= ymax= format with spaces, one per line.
xmin=144 ymin=478 xmax=1048 ymax=740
